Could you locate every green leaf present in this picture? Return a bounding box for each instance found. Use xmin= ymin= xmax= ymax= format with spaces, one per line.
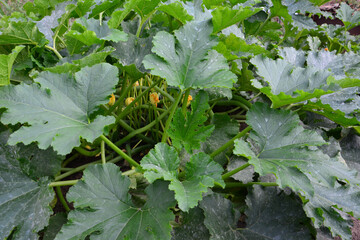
xmin=200 ymin=186 xmax=313 ymax=240
xmin=143 ymin=20 xmax=237 ymax=90
xmin=172 ymin=207 xmax=210 ymax=240
xmin=168 ymin=91 xmax=214 ymax=153
xmin=43 ymin=213 xmax=67 ymax=240
xmin=234 ymin=103 xmax=360 ymax=197
xmin=36 ymin=2 xmax=71 ymax=47
xmin=0 ymin=45 xmax=25 ymax=85
xmin=45 ymin=46 xmax=115 ymax=73
xmin=0 ymin=63 xmax=118 ymax=155
xmin=110 ymin=30 xmax=153 ymax=73
xmin=304 ymin=87 xmax=360 ymax=126
xmin=303 ymin=181 xmax=360 ymax=239
xmin=307 ymin=50 xmax=360 ymax=88
xmin=227 ymin=155 xmax=254 ymax=183
xmin=66 ymin=18 xmax=128 ymax=46
xmin=203 ymin=113 xmax=239 ymax=165
xmin=340 ymin=130 xmax=360 ymax=174
xmin=56 ymin=163 xmax=176 ymax=240
xmin=250 ymin=54 xmax=335 ymax=108
xmin=211 ymin=6 xmax=261 ymax=33
xmin=0 ymin=130 xmax=54 ymax=240
xmin=133 ymin=0 xmax=161 ymax=18
xmin=108 ymin=0 xmax=142 ymax=29
xmin=336 ymin=3 xmax=360 ymax=28
xmin=157 ymin=1 xmax=193 ymax=24
xmin=141 ymin=143 xmax=225 ymax=211
xmin=0 ymin=20 xmax=47 ymax=46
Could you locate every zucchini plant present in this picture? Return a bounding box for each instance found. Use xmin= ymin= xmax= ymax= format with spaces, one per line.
xmin=0 ymin=0 xmax=360 ymax=239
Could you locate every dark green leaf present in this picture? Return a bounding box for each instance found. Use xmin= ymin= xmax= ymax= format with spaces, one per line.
xmin=172 ymin=207 xmax=210 ymax=240
xmin=56 ymin=163 xmax=176 ymax=240
xmin=0 ymin=130 xmax=54 ymax=240
xmin=43 ymin=213 xmax=67 ymax=240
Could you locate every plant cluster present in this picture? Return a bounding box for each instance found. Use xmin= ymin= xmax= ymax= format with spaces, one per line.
xmin=0 ymin=0 xmax=360 ymax=239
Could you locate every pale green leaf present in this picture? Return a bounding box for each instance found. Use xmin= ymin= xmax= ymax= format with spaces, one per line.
xmin=56 ymin=163 xmax=176 ymax=240
xmin=337 ymin=3 xmax=360 ymax=28
xmin=108 ymin=0 xmax=142 ymax=29
xmin=250 ymin=54 xmax=335 ymax=108
xmin=0 ymin=45 xmax=25 ymax=85
xmin=168 ymin=91 xmax=214 ymax=153
xmin=143 ymin=20 xmax=236 ymax=90
xmin=0 ymin=63 xmax=118 ymax=155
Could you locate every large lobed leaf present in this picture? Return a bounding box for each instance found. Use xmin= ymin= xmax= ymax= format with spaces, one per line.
xmin=141 ymin=143 xmax=225 ymax=211
xmin=168 ymin=91 xmax=214 ymax=153
xmin=251 ymin=54 xmax=335 ymax=108
xmin=234 ymin=103 xmax=360 ymax=239
xmin=143 ymin=20 xmax=236 ymax=90
xmin=0 ymin=130 xmax=55 ymax=240
xmin=0 ymin=63 xmax=118 ymax=155
xmin=56 ymin=163 xmax=176 ymax=240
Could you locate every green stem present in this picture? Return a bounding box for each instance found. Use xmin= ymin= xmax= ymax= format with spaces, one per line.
xmin=210 ymin=126 xmax=252 ymax=158
xmin=108 ymin=77 xmax=135 ymax=113
xmin=45 ymin=45 xmax=63 ymax=59
xmin=161 ymin=90 xmax=183 ymax=142
xmin=55 ymin=186 xmax=70 ymax=212
xmin=101 ymin=140 xmax=106 ymax=164
xmin=154 ymin=86 xmax=174 ymax=102
xmin=225 ymin=181 xmax=278 ymax=188
xmin=100 ymin=135 xmax=140 ymax=168
xmin=115 ymin=79 xmax=161 ymax=120
xmin=49 ymin=180 xmax=78 ymax=187
xmin=253 ymin=14 xmax=271 ymax=36
xmin=55 ymin=145 xmax=151 ymax=181
xmin=232 ymin=95 xmax=252 ymax=109
xmin=222 ymin=163 xmax=251 ymax=180
xmin=215 ymin=100 xmax=249 ymax=111
xmin=115 ymin=106 xmax=172 ymax=146
xmin=181 ymin=88 xmax=191 ymax=115
xmin=118 ymin=119 xmax=155 ymax=144
xmin=74 ymin=147 xmax=100 ymax=157
xmin=62 ymin=153 xmax=79 ymax=167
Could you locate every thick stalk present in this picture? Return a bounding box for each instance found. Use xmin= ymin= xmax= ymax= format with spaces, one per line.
xmin=222 ymin=163 xmax=251 ymax=180
xmin=49 ymin=180 xmax=78 ymax=187
xmin=55 ymin=186 xmax=70 ymax=212
xmin=161 ymin=90 xmax=183 ymax=142
xmin=100 ymin=135 xmax=140 ymax=168
xmin=55 ymin=145 xmax=150 ymax=181
xmin=101 ymin=140 xmax=106 ymax=164
xmin=210 ymin=126 xmax=252 ymax=158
